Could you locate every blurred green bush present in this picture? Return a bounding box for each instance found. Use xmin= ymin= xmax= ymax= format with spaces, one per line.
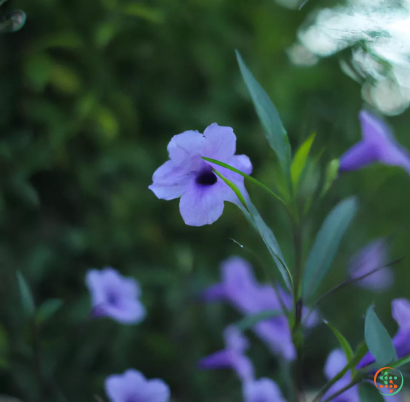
xmin=1 ymin=0 xmax=410 ymax=400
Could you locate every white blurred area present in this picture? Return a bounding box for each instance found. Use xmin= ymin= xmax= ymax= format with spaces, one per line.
xmin=287 ymin=0 xmax=410 ymax=115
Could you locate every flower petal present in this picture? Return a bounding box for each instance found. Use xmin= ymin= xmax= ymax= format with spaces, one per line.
xmin=201 ymin=283 xmax=227 ymax=302
xmin=198 ymin=349 xmax=235 ymax=370
xmin=179 ymin=182 xmax=225 ymax=226
xmin=392 ymin=299 xmax=410 ymax=330
xmin=167 ymin=130 xmax=205 ymax=165
xmin=149 ymin=160 xmax=193 ymax=200
xmin=339 ymin=140 xmax=379 ymax=171
xmin=349 ymin=239 xmax=393 ymax=291
xmin=85 ymin=269 xmax=106 ymax=307
xmin=224 ymin=325 xmax=249 ymax=353
xmin=323 ymin=350 xmax=360 ymax=402
xmin=220 ymin=256 xmax=260 ymax=313
xmin=341 ymin=110 xmax=410 ymax=174
xmin=105 ymin=299 xmax=146 ymax=324
xmin=142 ymin=379 xmax=170 ymax=402
xmin=254 ymin=320 xmax=295 ymax=361
xmin=324 ymin=349 xmax=347 ymax=380
xmin=202 ymin=123 xmax=237 ymax=161
xmin=243 ymin=378 xmax=286 ymax=402
xmin=230 ymin=154 xmax=253 ymax=175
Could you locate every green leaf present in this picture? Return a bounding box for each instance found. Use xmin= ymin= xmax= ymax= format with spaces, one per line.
xmin=291 ymin=133 xmax=315 ymax=189
xmin=122 ymin=4 xmax=165 ymax=23
xmin=213 ymin=168 xmax=292 ymax=288
xmin=359 ymin=382 xmax=385 ymax=402
xmin=324 ymin=320 xmax=354 ymax=362
xmin=36 ymin=299 xmax=63 ymax=324
xmin=236 ymin=310 xmax=282 ymax=331
xmin=321 ymin=159 xmax=340 ymax=198
xmin=365 ymin=306 xmax=397 ymax=367
xmin=16 ymin=272 xmax=35 ymax=318
xmin=212 ymin=168 xmax=249 ymax=212
xmin=202 ymin=157 xmax=286 ymax=205
xmin=303 ymin=197 xmax=358 ymax=299
xmin=350 ymin=341 xmax=369 ymax=376
xmin=240 ymin=201 xmax=292 ymax=289
xmin=236 ymin=51 xmax=291 ymax=174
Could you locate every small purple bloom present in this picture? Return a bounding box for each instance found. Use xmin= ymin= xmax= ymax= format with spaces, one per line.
xmin=86 ymin=268 xmax=145 ymax=324
xmin=198 ymin=325 xmax=254 ymax=382
xmin=105 ymin=369 xmax=170 ymax=402
xmin=149 ymin=123 xmax=252 ymax=226
xmin=348 ymin=239 xmax=393 ymax=291
xmin=358 ymin=299 xmax=410 ymax=369
xmin=323 ymin=349 xmax=360 ymax=402
xmin=339 ymin=110 xmax=410 ymax=174
xmin=243 ymin=378 xmax=286 ymax=402
xmin=202 ymin=256 xmax=318 ymax=361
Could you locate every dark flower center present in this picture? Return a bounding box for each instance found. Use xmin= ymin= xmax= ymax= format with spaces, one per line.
xmin=196 ymin=169 xmax=217 ymax=186
xmin=107 ymin=290 xmax=120 ymax=307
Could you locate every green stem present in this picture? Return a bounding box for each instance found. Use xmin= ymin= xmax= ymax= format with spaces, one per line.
xmin=322 ymin=376 xmax=362 ymax=402
xmin=291 ymin=219 xmax=304 ymax=402
xmin=311 ymin=363 xmax=350 ymax=402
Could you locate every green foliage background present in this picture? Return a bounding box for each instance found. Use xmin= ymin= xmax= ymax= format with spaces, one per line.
xmin=1 ymin=0 xmax=410 ymax=400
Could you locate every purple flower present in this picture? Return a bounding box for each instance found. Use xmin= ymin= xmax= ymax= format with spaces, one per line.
xmin=149 ymin=123 xmax=252 ymax=226
xmin=202 ymin=256 xmax=318 ymax=361
xmin=86 ymin=268 xmax=145 ymax=324
xmin=105 ymin=369 xmax=170 ymax=402
xmin=324 ymin=349 xmax=402 ymax=402
xmin=339 ymin=110 xmax=410 ymax=174
xmin=358 ymin=299 xmax=410 ymax=369
xmin=348 ymin=239 xmax=393 ymax=291
xmin=243 ymin=378 xmax=286 ymax=402
xmin=198 ymin=325 xmax=254 ymax=382
xmin=323 ymin=349 xmax=359 ymax=402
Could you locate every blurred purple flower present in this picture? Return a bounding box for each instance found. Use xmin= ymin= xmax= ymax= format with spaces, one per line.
xmin=149 ymin=123 xmax=252 ymax=226
xmin=86 ymin=268 xmax=145 ymax=324
xmin=202 ymin=256 xmax=319 ymax=361
xmin=243 ymin=378 xmax=286 ymax=402
xmin=358 ymin=299 xmax=410 ymax=369
xmin=198 ymin=325 xmax=254 ymax=382
xmin=323 ymin=349 xmax=359 ymax=402
xmin=348 ymin=239 xmax=394 ymax=291
xmin=339 ymin=110 xmax=410 ymax=174
xmin=105 ymin=369 xmax=170 ymax=402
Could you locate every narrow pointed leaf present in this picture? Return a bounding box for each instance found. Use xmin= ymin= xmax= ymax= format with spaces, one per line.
xmin=365 ymin=306 xmax=397 ymax=367
xmin=213 ymin=168 xmax=292 ymax=289
xmin=291 ymin=133 xmax=315 ymax=189
xmin=236 ymin=51 xmax=291 ymax=173
xmin=324 ymin=320 xmax=354 ymax=362
xmin=239 ymin=201 xmax=292 ymax=289
xmin=203 ymin=156 xmax=286 ymax=205
xmin=16 ymin=272 xmax=35 ymax=317
xmin=36 ymin=299 xmax=63 ymax=324
xmin=236 ymin=310 xmax=282 ymax=331
xmin=212 ymin=168 xmax=249 ymax=212
xmin=303 ymin=197 xmax=358 ymax=299
xmin=321 ymin=159 xmax=340 ymax=198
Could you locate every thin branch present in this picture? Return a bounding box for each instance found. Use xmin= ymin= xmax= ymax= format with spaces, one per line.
xmin=311 ymin=257 xmax=402 ymax=313
xmin=323 ymin=376 xmax=362 ymax=402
